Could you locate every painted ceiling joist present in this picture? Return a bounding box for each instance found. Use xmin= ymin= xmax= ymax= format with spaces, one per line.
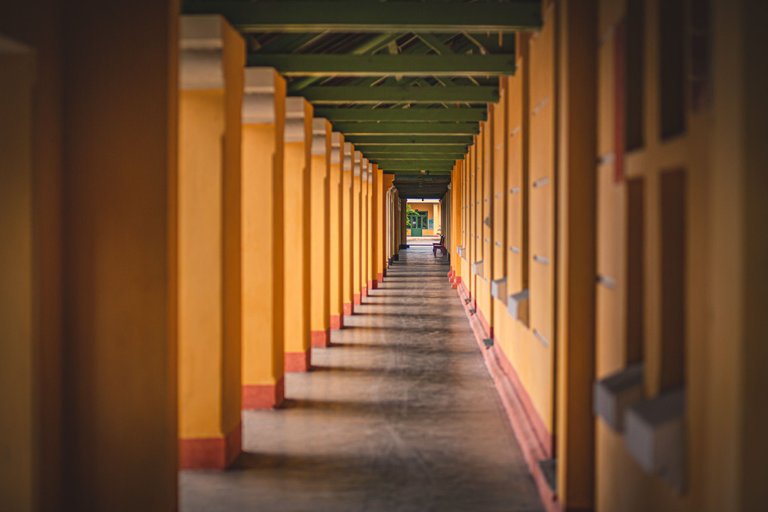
xmin=313 ymin=108 xmax=486 ymax=123
xmin=379 ymin=164 xmax=454 ymax=171
xmin=183 ymin=1 xmax=542 ymax=33
xmin=246 ymin=54 xmax=515 ymax=77
xmin=343 ymin=135 xmax=474 ymax=145
xmin=293 ymin=85 xmax=498 ymax=104
xmin=352 ymin=144 xmax=469 ymax=153
xmin=372 ymin=159 xmax=457 ymax=167
xmin=364 ymin=152 xmax=465 ymax=160
xmin=332 ymin=122 xmax=478 ymax=135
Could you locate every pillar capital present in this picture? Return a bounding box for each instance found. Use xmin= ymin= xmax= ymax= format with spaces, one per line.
xmin=242 ymin=67 xmax=281 ymax=124
xmin=285 ymin=97 xmax=310 ymax=143
xmin=180 ymin=15 xmax=240 ymax=90
xmin=311 ymin=118 xmax=329 ymax=156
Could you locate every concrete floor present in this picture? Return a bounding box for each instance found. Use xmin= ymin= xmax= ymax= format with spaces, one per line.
xmin=181 ymin=247 xmax=542 ymax=512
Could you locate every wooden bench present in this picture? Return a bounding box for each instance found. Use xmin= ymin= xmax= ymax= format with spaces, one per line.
xmin=433 ymin=234 xmax=447 ymax=257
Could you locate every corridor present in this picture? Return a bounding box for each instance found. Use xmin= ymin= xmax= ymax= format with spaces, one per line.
xmin=180 ymin=247 xmax=542 ymax=512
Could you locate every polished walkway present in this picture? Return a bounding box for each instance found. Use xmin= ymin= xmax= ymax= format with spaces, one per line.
xmin=181 ymin=247 xmax=542 ymax=512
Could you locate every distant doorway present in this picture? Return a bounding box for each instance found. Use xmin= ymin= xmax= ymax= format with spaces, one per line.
xmin=408 ymin=210 xmax=428 ymax=236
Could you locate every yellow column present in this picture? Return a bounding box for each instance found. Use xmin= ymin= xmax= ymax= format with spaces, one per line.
xmin=375 ymin=166 xmax=386 ymax=283
xmin=310 ymin=118 xmax=332 ymax=347
xmin=383 ymin=173 xmax=395 ymax=265
xmin=361 ymin=160 xmax=369 ymax=298
xmin=342 ymin=142 xmax=354 ymax=316
xmin=368 ymin=164 xmax=380 ymax=290
xmin=329 ymin=133 xmax=345 ymax=329
xmin=284 ymin=97 xmax=313 ymax=372
xmin=178 ymin=15 xmax=243 ymax=469
xmin=0 ymin=36 xmax=35 ymax=510
xmin=352 ymin=152 xmax=363 ymax=308
xmin=241 ymin=68 xmax=286 ymax=409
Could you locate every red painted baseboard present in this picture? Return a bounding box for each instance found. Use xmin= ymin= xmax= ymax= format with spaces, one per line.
xmin=285 ymin=350 xmax=311 ymax=372
xmin=353 ymin=293 xmax=361 ymax=306
xmin=361 ymin=287 xmax=368 ymax=299
xmin=330 ymin=314 xmax=344 ymax=330
xmin=368 ymin=279 xmax=378 ymax=290
xmin=343 ymin=303 xmax=353 ymax=316
xmin=242 ymin=377 xmax=285 ymax=410
xmin=456 ymin=282 xmax=560 ymax=512
xmin=451 ymin=275 xmax=461 ymax=289
xmin=476 ymin=308 xmax=494 ymax=339
xmin=179 ymin=421 xmax=241 ymax=470
xmin=311 ymin=329 xmax=331 ymax=348
xmin=377 ymin=272 xmax=384 ymax=282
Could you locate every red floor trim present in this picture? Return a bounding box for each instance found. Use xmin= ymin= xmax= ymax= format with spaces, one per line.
xmin=311 ymin=329 xmax=331 ymax=348
xmin=179 ymin=421 xmax=241 ymax=470
xmin=285 ymin=350 xmax=312 ymax=372
xmin=456 ymin=282 xmax=560 ymax=512
xmin=353 ymin=293 xmax=361 ymax=306
xmin=242 ymin=377 xmax=285 ymax=410
xmin=343 ymin=303 xmax=353 ymax=316
xmin=377 ymin=272 xmax=384 ymax=282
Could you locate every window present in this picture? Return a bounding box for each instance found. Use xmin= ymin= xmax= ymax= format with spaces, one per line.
xmin=659 ymin=0 xmax=686 ymax=140
xmin=626 ymin=177 xmax=645 ymax=364
xmin=659 ymin=169 xmax=687 ymax=390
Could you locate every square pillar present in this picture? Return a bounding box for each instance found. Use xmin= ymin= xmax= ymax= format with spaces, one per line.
xmin=310 ymin=118 xmax=332 ymax=347
xmin=284 ymin=97 xmax=313 ymax=372
xmin=360 ymin=159 xmax=369 ymax=299
xmin=352 ymin=151 xmax=363 ymax=308
xmin=375 ymin=166 xmax=386 ymax=283
xmin=241 ymin=68 xmax=286 ymax=409
xmin=178 ymin=15 xmax=244 ymax=469
xmin=329 ymin=133 xmax=345 ymax=329
xmin=0 ymin=36 xmax=36 ymax=510
xmin=342 ymin=143 xmax=355 ymax=316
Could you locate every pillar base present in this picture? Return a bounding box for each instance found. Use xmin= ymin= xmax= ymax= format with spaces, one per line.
xmin=285 ymin=350 xmax=312 ymax=372
xmin=353 ymin=293 xmax=361 ymax=306
xmin=451 ymin=276 xmax=462 ymax=289
xmin=311 ymin=329 xmax=331 ymax=348
xmin=180 ymin=421 xmax=242 ymax=470
xmin=330 ymin=314 xmax=344 ymax=330
xmin=343 ymin=302 xmax=353 ymax=316
xmin=361 ymin=287 xmax=368 ymax=299
xmin=377 ymin=272 xmax=384 ymax=282
xmin=242 ymin=378 xmax=285 ymax=410
xmin=368 ymin=279 xmax=378 ymax=290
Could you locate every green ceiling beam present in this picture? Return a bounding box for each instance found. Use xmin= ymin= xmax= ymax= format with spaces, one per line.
xmin=353 ymin=144 xmax=468 ymax=153
xmin=294 ymin=85 xmax=498 ymax=104
xmin=314 ymin=108 xmax=486 ymax=122
xmin=372 ymin=159 xmax=457 ymax=167
xmin=364 ymin=152 xmax=465 ymax=160
xmin=378 ymin=164 xmax=454 ymax=172
xmin=333 ymin=122 xmax=478 ymax=135
xmin=246 ymin=54 xmax=515 ymax=76
xmin=383 ymin=170 xmax=452 ymax=175
xmin=290 ymin=32 xmax=402 ymax=92
xmin=183 ymin=1 xmax=543 ymax=33
xmin=344 ymin=135 xmax=473 ymax=145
